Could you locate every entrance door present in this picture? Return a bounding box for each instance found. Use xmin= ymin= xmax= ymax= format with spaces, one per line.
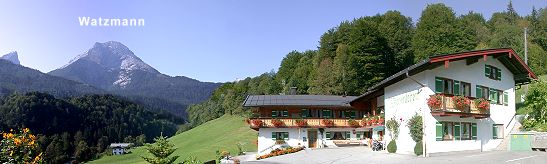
xmin=308 ymin=130 xmax=317 ymax=148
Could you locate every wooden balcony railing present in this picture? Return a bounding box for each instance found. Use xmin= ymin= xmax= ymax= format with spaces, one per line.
xmin=247 ymin=118 xmax=383 ymax=129
xmin=429 ymin=94 xmax=490 ymax=119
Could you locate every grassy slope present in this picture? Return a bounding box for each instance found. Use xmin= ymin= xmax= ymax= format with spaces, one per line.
xmin=516 ymin=74 xmax=546 ymax=114
xmin=89 ymin=115 xmax=257 ymax=163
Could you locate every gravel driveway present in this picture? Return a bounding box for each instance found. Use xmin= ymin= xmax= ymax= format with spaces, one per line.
xmin=243 ymin=147 xmax=547 ymax=164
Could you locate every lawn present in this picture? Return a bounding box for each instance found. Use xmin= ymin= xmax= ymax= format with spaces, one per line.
xmin=89 ymin=114 xmax=258 ymax=163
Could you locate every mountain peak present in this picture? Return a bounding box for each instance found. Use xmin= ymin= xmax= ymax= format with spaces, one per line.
xmin=1 ymin=51 xmax=20 ymax=65
xmin=63 ymin=41 xmax=157 ymax=73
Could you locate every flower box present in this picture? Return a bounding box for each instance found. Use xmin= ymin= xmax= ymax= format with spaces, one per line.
xmin=321 ymin=119 xmax=334 ymax=127
xmin=294 ymin=119 xmax=307 ymax=127
xmin=348 ymin=119 xmax=360 ymax=127
xmin=452 ymin=95 xmax=471 ymax=111
xmin=271 ymin=119 xmax=285 ymax=127
xmin=250 ymin=119 xmax=263 ymax=127
xmin=474 ymin=98 xmax=490 ymax=112
xmin=427 ymin=94 xmax=443 ymax=110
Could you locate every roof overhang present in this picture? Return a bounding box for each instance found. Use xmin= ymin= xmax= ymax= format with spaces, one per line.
xmin=351 ymin=48 xmax=538 ymax=104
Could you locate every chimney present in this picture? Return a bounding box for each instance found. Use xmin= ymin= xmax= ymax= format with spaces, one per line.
xmin=289 ymin=87 xmax=297 ymax=95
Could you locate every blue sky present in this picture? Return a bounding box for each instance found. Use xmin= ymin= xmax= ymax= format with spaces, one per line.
xmin=0 ymin=0 xmax=545 ymax=82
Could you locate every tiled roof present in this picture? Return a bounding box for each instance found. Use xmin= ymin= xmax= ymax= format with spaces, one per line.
xmin=242 ymin=95 xmax=356 ymax=107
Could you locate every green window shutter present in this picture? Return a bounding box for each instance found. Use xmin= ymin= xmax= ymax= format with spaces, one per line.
xmin=435 ymin=78 xmax=443 ymax=93
xmin=496 ymin=68 xmax=501 ymax=80
xmin=301 ymin=109 xmax=307 ymax=118
xmin=454 ymin=123 xmax=461 ymax=140
xmin=476 ymin=86 xmax=482 ymax=98
xmin=282 ymin=110 xmax=288 ymax=117
xmin=454 ymin=81 xmax=461 ymax=95
xmin=326 ymin=132 xmax=331 ymax=139
xmin=489 ymin=90 xmax=496 ymax=103
xmin=351 ymin=111 xmax=356 ymax=119
xmin=272 ymin=111 xmax=277 ymax=118
xmin=283 ymin=132 xmax=289 ymax=140
xmin=485 ymin=65 xmax=491 ymax=77
xmin=356 ymin=133 xmax=361 ymax=138
xmin=436 ymin=122 xmax=443 ymax=141
xmin=472 ymin=123 xmax=477 ymax=140
xmin=503 ymin=92 xmax=508 ymax=106
xmin=272 ymin=132 xmax=277 ymax=140
xmin=345 ymin=132 xmax=351 ymax=139
xmin=493 ymin=126 xmax=498 ymax=139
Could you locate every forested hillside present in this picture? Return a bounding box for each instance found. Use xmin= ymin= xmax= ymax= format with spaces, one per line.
xmin=0 ymin=92 xmax=182 ymax=163
xmin=185 ymin=3 xmax=547 ymax=129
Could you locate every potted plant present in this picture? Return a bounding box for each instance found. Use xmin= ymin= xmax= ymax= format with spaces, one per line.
xmin=271 ymin=119 xmax=285 ymax=127
xmin=348 ymin=119 xmax=360 ymax=127
xmin=250 ymin=119 xmax=263 ymax=127
xmin=427 ymin=94 xmax=443 ymax=110
xmin=474 ymin=98 xmax=490 ymax=112
xmin=321 ymin=119 xmax=334 ymax=127
xmin=294 ymin=119 xmax=307 ymax=127
xmin=452 ymin=95 xmax=471 ymax=111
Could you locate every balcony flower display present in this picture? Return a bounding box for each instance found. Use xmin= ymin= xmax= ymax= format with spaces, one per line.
xmin=452 ymin=95 xmax=471 ymax=111
xmin=369 ymin=117 xmax=377 ymax=126
xmin=271 ymin=119 xmax=285 ymax=127
xmin=348 ymin=119 xmax=360 ymax=127
xmin=250 ymin=119 xmax=263 ymax=127
xmin=377 ymin=115 xmax=384 ymax=125
xmin=427 ymin=94 xmax=443 ymax=110
xmin=295 ymin=119 xmax=308 ymax=127
xmin=321 ymin=119 xmax=334 ymax=127
xmin=474 ymin=98 xmax=490 ymax=111
xmin=360 ymin=118 xmax=369 ymax=127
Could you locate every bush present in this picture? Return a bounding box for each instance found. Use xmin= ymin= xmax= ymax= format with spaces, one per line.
xmin=406 ymin=113 xmax=423 ymax=142
xmin=414 ymin=141 xmax=423 ymax=156
xmin=387 ymin=140 xmax=397 ymax=153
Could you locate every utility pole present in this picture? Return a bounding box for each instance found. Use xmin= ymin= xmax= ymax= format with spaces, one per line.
xmin=524 ymin=28 xmax=528 ymax=65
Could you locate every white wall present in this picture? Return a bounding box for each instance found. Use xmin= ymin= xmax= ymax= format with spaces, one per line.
xmin=383 ymin=56 xmax=517 ymax=155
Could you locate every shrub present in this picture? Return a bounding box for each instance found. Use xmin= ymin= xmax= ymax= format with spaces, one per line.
xmin=414 ymin=141 xmax=423 ymax=156
xmin=406 ymin=113 xmax=423 ymax=142
xmin=0 ymin=128 xmax=43 ymax=163
xmin=387 ymin=140 xmax=397 ymax=153
xmin=386 ymin=117 xmax=401 ymax=140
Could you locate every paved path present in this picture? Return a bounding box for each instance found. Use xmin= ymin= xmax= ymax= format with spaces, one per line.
xmin=243 ymin=147 xmax=547 ymax=164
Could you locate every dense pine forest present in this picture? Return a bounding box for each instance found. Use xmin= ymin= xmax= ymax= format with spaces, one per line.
xmin=186 ymin=3 xmax=547 ymax=129
xmin=0 ymin=92 xmax=181 ymax=163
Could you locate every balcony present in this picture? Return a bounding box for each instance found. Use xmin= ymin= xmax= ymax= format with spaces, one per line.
xmin=247 ymin=117 xmax=384 ymax=130
xmin=428 ymin=94 xmax=490 ymax=119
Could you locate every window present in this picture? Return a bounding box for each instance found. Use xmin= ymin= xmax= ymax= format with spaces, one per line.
xmin=476 ymin=85 xmax=489 ymax=99
xmin=301 ymin=109 xmax=311 ymax=118
xmin=435 ymin=77 xmax=470 ymax=96
xmin=461 ymin=123 xmax=472 ymax=140
xmin=485 ymin=65 xmax=501 ymax=80
xmin=272 ymin=110 xmax=288 ymax=118
xmin=442 ymin=122 xmax=454 ymax=140
xmin=436 ymin=122 xmax=476 ymax=141
xmin=493 ymin=124 xmax=504 ymax=139
xmin=487 ymin=89 xmax=503 ymax=105
xmin=326 ymin=131 xmax=350 ymax=140
xmin=322 ymin=109 xmax=332 ymax=118
xmin=272 ymin=132 xmax=289 ymax=140
xmin=344 ymin=110 xmax=356 ymax=119
xmin=461 ymin=82 xmax=471 ymax=97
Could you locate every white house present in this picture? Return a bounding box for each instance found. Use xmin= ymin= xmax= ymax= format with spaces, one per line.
xmin=109 ymin=143 xmax=132 ymax=155
xmin=244 ymin=48 xmax=537 ymax=156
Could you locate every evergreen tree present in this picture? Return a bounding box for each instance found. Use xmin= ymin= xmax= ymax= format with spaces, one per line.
xmin=142 ymin=134 xmax=179 ymax=164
